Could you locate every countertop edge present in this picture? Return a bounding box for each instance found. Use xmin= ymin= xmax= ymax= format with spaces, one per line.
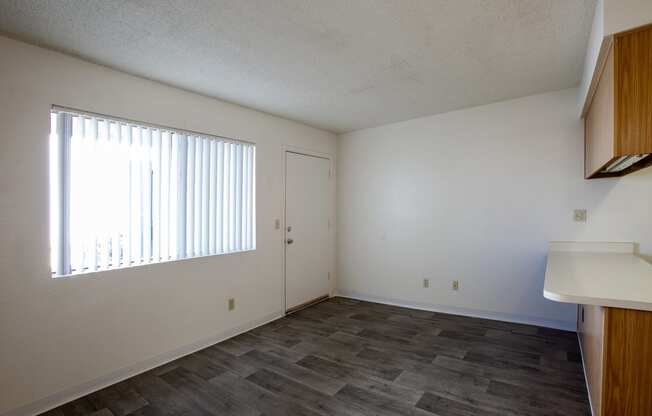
xmin=543 ymin=288 xmax=652 ymax=312
xmin=544 ymin=241 xmax=652 ymax=312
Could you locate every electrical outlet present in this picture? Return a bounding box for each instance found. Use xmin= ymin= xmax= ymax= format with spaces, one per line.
xmin=573 ymin=209 xmax=587 ymax=222
xmin=452 ymin=280 xmax=459 ymax=291
xmin=423 ymin=278 xmax=429 ymax=288
xmin=274 ymin=219 xmax=281 ymax=230
xmin=228 ymin=298 xmax=235 ymax=311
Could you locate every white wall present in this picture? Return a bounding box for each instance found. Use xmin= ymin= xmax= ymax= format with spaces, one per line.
xmin=578 ymin=0 xmax=604 ymax=116
xmin=337 ymin=88 xmax=652 ymax=330
xmin=603 ymin=0 xmax=652 ymax=36
xmin=0 ymin=36 xmax=336 ymax=415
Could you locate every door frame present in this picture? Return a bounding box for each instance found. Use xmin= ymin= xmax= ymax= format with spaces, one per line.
xmin=281 ymin=145 xmax=334 ymax=314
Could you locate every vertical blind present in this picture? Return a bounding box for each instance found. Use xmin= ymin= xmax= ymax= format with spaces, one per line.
xmin=49 ymin=108 xmax=256 ymax=276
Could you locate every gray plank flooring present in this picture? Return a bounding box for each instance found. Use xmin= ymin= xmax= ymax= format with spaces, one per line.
xmin=41 ymin=297 xmax=590 ymax=416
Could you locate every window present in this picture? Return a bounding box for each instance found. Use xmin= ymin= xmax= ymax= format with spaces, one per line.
xmin=49 ymin=108 xmax=255 ymax=276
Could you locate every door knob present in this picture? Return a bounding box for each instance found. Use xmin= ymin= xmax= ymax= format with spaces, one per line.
xmin=286 ymin=238 xmax=294 ymax=245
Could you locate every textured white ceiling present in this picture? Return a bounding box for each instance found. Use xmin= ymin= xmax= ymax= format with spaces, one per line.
xmin=0 ymin=0 xmax=595 ymax=133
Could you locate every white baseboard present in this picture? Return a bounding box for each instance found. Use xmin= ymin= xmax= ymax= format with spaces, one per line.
xmin=3 ymin=310 xmax=284 ymax=416
xmin=5 ymin=292 xmax=577 ymax=416
xmin=334 ymin=289 xmax=576 ymax=331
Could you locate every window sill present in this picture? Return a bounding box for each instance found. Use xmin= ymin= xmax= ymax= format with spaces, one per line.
xmin=52 ymin=248 xmax=257 ymax=279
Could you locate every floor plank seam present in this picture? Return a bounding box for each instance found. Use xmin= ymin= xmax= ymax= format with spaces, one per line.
xmin=39 ymin=297 xmax=590 ymax=416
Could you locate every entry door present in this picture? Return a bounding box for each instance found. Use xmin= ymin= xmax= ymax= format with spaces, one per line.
xmin=285 ymin=151 xmax=331 ymax=311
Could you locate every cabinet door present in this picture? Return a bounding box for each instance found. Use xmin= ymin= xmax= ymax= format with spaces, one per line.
xmin=614 ymin=25 xmax=652 ymax=156
xmin=578 ymin=304 xmax=605 ymax=416
xmin=585 ymin=48 xmax=615 ymax=178
xmin=602 ymin=308 xmax=652 ymax=416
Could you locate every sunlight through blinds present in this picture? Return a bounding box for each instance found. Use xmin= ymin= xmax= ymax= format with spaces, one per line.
xmin=49 ymin=108 xmax=256 ymax=276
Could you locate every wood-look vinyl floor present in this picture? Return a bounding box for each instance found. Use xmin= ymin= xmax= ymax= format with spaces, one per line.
xmin=41 ymin=297 xmax=590 ymax=416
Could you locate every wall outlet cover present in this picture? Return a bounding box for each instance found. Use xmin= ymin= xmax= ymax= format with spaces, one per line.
xmin=452 ymin=280 xmax=459 ymax=291
xmin=573 ymin=209 xmax=587 ymax=222
xmin=423 ymin=278 xmax=429 ymax=288
xmin=228 ymin=298 xmax=235 ymax=311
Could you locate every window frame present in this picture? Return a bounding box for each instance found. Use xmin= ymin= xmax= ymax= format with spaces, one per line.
xmin=49 ymin=105 xmax=256 ymax=277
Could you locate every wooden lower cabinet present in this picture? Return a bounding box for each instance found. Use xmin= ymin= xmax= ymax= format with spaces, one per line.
xmin=578 ymin=304 xmax=605 ymax=415
xmin=577 ymin=305 xmax=652 ymax=415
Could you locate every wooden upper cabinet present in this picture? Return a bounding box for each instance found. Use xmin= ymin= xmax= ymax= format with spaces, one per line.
xmin=584 ymin=24 xmax=652 ymax=179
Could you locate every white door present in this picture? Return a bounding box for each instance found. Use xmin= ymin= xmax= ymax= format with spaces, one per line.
xmin=285 ymin=151 xmax=331 ymax=311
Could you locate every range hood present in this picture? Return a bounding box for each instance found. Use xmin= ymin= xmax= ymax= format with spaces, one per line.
xmin=601 ymin=154 xmax=651 ymax=174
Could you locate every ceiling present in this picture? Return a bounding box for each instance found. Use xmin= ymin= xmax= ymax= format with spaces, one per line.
xmin=0 ymin=0 xmax=595 ymax=133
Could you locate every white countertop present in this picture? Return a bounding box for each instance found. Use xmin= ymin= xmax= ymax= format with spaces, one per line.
xmin=544 ymin=242 xmax=652 ymax=311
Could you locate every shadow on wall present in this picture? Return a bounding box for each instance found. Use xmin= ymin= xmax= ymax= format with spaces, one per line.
xmin=573 ymin=166 xmax=652 ymax=259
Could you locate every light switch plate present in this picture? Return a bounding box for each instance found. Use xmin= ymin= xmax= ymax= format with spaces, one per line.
xmin=573 ymin=209 xmax=587 ymax=222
